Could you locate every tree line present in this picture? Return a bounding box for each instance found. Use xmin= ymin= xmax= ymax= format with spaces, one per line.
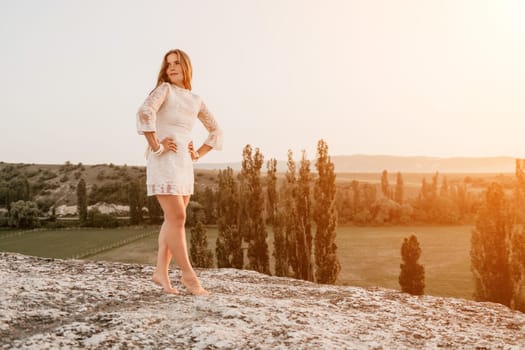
xmin=0 ymin=157 xmax=512 ymax=229
xmin=335 ymin=170 xmax=480 ymax=225
xmin=189 ymin=170 xmax=496 ymax=227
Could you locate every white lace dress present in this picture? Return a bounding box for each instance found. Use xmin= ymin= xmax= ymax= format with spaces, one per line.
xmin=136 ymin=82 xmax=223 ymax=196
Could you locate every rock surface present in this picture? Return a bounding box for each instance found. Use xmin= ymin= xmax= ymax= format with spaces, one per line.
xmin=1 ymin=252 xmax=525 ymax=349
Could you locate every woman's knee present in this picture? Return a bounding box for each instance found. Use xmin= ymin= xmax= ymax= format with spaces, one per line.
xmin=157 ymin=196 xmax=187 ymax=224
xmin=165 ymin=209 xmax=186 ymax=224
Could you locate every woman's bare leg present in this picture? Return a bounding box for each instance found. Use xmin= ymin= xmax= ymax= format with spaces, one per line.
xmin=152 ymin=225 xmax=179 ymax=294
xmin=155 ymin=195 xmax=209 ymax=295
xmin=162 ymin=195 xmax=190 ymax=272
xmin=152 ymin=196 xmax=190 ymax=294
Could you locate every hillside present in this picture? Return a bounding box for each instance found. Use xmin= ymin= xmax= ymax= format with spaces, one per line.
xmin=0 ymin=162 xmax=220 ymax=209
xmin=2 ymin=252 xmax=525 ymax=349
xmin=0 ymin=161 xmax=513 ymax=223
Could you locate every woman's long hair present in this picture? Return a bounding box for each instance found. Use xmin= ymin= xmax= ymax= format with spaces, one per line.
xmin=155 ymin=49 xmax=193 ymax=90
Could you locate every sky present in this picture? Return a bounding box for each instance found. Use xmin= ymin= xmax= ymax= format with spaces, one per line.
xmin=1 ymin=0 xmax=525 ymax=166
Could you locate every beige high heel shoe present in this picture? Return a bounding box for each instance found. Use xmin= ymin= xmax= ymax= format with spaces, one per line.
xmin=180 ymin=275 xmax=210 ymax=296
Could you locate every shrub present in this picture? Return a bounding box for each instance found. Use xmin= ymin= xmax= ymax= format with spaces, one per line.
xmin=8 ymin=200 xmax=41 ymax=229
xmin=1 ymin=165 xmax=20 ymax=181
xmin=0 ymin=217 xmax=9 ymax=227
xmin=189 ymin=221 xmax=214 ymax=268
xmin=44 ymin=220 xmax=67 ymax=229
xmin=84 ymin=208 xmax=119 ymax=228
xmin=88 ymin=182 xmax=128 ymax=205
xmin=40 ymin=170 xmax=58 ymax=181
xmin=36 ymin=198 xmax=54 ymax=213
xmin=97 ymin=171 xmax=105 ymax=181
xmin=44 ymin=182 xmax=59 ymax=190
xmin=25 ymin=170 xmax=40 ymax=178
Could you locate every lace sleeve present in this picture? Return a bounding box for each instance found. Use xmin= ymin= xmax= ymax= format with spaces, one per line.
xmin=198 ymin=100 xmax=223 ymax=150
xmin=136 ymin=83 xmax=169 ymax=135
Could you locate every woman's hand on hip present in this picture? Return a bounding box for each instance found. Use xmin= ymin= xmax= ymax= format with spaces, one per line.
xmin=188 ymin=141 xmax=198 ymax=161
xmin=160 ymin=137 xmax=177 ymax=153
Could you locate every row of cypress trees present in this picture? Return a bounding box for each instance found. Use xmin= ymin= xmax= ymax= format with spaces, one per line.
xmin=214 ymin=139 xmax=341 ymax=284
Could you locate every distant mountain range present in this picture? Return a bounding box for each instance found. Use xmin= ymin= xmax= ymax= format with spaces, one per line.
xmin=195 ymin=155 xmax=518 ymax=173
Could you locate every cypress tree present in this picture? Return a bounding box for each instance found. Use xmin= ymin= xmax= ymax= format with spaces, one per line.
xmin=471 ymin=182 xmax=513 ymax=306
xmin=381 ymin=170 xmax=390 ymax=199
xmin=399 ymin=234 xmax=425 ymax=295
xmin=77 ymin=178 xmax=87 ymax=225
xmin=351 ymin=180 xmax=360 ymax=216
xmin=440 ymin=176 xmax=449 ymax=197
xmin=284 ymin=150 xmax=299 ymax=277
xmin=216 ymin=167 xmax=243 ymax=269
xmin=416 ymin=176 xmax=438 ymax=223
xmin=240 ymin=145 xmax=270 ymax=274
xmin=394 ymin=172 xmax=404 ymax=205
xmin=202 ymin=186 xmax=217 ymax=225
xmin=313 ymin=139 xmax=340 ymax=284
xmin=266 ymin=158 xmax=278 ymax=225
xmin=431 ymin=172 xmax=439 ymax=196
xmin=239 ymin=146 xmax=252 ymax=243
xmin=190 ymin=221 xmax=214 ymax=268
xmin=511 ymin=159 xmax=525 ymax=311
xmin=510 ymin=229 xmax=525 ymax=311
xmin=128 ymin=180 xmax=142 ymax=225
xmin=515 ymin=159 xmax=525 ymax=224
xmin=267 ymin=158 xmax=287 ymax=277
xmin=296 ymin=150 xmax=313 ymax=281
xmin=454 ymin=183 xmax=469 ymax=220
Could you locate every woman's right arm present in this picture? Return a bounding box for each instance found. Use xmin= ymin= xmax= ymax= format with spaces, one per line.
xmin=143 ymin=131 xmax=161 ymax=152
xmin=136 ymin=83 xmax=176 ymax=154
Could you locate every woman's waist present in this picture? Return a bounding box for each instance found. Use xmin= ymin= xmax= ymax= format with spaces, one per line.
xmin=157 ymin=127 xmax=191 ymax=144
xmin=156 ymin=123 xmax=191 ymax=135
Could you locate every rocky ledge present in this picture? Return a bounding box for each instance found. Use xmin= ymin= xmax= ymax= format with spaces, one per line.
xmin=1 ymin=252 xmax=525 ymax=349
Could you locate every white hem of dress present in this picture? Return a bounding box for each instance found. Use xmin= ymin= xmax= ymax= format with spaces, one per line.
xmin=147 ymin=183 xmax=194 ymax=196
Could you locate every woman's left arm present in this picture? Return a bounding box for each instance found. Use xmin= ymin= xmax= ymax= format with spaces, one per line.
xmin=192 ymin=100 xmax=223 ymax=160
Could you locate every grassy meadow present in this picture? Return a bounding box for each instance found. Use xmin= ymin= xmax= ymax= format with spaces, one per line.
xmin=336 ymin=225 xmax=473 ymax=300
xmin=0 ymin=224 xmax=474 ymax=299
xmin=0 ymin=226 xmax=159 ymax=259
xmin=86 ymin=224 xmax=474 ymax=300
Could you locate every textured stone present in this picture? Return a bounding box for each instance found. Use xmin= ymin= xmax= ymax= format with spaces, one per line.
xmin=1 ymin=252 xmax=524 ymax=349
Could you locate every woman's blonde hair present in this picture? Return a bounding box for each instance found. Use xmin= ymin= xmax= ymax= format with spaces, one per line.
xmin=155 ymin=49 xmax=193 ymax=90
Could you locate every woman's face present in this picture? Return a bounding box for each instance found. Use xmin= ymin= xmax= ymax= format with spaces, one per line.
xmin=166 ymin=53 xmax=184 ymax=86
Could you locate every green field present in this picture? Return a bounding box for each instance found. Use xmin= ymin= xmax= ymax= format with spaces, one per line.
xmin=336 ymin=226 xmax=473 ymax=300
xmin=87 ymin=225 xmax=474 ymax=300
xmin=0 ymin=226 xmax=159 ymax=259
xmin=0 ymin=225 xmax=474 ymax=300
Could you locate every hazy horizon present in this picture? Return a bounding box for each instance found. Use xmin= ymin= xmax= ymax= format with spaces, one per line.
xmin=2 ymin=0 xmax=525 ymax=166
xmin=1 ymin=154 xmax=518 ymax=174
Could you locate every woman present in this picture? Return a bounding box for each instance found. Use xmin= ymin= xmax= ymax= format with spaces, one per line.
xmin=136 ymin=49 xmax=222 ymax=295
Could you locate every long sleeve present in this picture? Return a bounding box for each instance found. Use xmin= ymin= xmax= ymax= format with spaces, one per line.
xmin=136 ymin=83 xmax=169 ymax=135
xmin=198 ymin=100 xmax=223 ymax=150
